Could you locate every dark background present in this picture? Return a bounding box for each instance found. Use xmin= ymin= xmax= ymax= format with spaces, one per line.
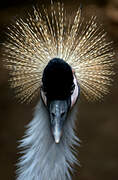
xmin=0 ymin=0 xmax=118 ymax=180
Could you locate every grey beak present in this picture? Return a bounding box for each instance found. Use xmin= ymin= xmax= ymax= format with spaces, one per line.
xmin=53 ymin=123 xmax=62 ymax=143
xmin=49 ymin=100 xmax=69 ymax=143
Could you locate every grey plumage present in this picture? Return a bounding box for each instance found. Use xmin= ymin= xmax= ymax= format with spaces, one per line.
xmin=2 ymin=2 xmax=115 ymax=180
xmin=17 ymin=99 xmax=79 ymax=180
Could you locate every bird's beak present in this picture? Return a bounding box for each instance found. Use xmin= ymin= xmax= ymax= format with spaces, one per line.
xmin=48 ymin=100 xmax=69 ymax=143
xmin=52 ymin=122 xmax=62 ymax=144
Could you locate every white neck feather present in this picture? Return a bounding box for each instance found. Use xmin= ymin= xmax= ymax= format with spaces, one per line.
xmin=17 ymin=98 xmax=80 ymax=180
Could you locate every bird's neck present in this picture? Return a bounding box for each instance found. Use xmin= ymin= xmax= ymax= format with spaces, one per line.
xmin=17 ymin=98 xmax=80 ymax=180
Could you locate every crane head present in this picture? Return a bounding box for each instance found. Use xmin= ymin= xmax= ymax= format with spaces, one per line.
xmin=2 ymin=2 xmax=115 ymax=179
xmin=41 ymin=58 xmax=79 ymax=143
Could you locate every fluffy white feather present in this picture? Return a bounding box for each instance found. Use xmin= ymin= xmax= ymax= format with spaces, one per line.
xmin=17 ymin=98 xmax=80 ymax=180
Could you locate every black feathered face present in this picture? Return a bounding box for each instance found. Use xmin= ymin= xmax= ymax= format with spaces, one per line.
xmin=42 ymin=58 xmax=74 ymax=100
xmin=41 ymin=58 xmax=79 ymax=143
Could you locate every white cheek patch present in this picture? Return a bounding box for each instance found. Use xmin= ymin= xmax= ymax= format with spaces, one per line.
xmin=71 ymin=75 xmax=79 ymax=108
xmin=41 ymin=89 xmax=47 ymax=106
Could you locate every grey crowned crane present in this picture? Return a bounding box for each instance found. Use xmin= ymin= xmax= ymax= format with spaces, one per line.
xmin=2 ymin=2 xmax=115 ymax=180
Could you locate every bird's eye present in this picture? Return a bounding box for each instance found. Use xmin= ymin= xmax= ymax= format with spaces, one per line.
xmin=41 ymin=86 xmax=47 ymax=95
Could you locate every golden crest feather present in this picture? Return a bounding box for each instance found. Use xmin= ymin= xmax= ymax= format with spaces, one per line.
xmin=2 ymin=2 xmax=115 ymax=103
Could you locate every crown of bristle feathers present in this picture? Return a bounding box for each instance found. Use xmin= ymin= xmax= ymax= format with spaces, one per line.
xmin=2 ymin=2 xmax=115 ymax=103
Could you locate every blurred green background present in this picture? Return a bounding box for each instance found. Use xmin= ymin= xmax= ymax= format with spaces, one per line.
xmin=0 ymin=0 xmax=118 ymax=180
